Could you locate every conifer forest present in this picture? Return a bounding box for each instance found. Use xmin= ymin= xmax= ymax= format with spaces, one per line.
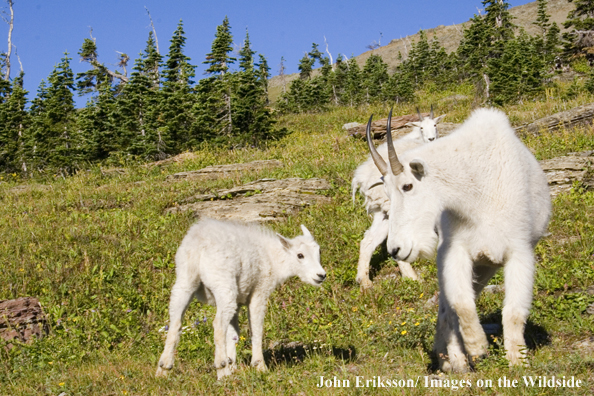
xmin=0 ymin=0 xmax=590 ymax=177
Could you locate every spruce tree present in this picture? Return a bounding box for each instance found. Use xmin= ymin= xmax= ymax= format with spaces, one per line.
xmin=26 ymin=53 xmax=79 ymax=174
xmin=256 ymin=54 xmax=270 ymax=104
xmin=563 ymin=0 xmax=594 ymax=62
xmin=0 ymin=72 xmax=28 ymax=173
xmin=298 ymin=53 xmax=315 ymax=80
xmin=362 ymin=54 xmax=389 ymax=103
xmin=161 ymin=20 xmax=196 ymax=153
xmin=204 ymin=17 xmax=236 ymax=138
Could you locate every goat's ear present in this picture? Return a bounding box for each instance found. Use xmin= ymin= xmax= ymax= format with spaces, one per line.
xmin=277 ymin=234 xmax=292 ymax=250
xmin=434 ymin=114 xmax=446 ymax=124
xmin=406 ymin=121 xmax=421 ymax=127
xmin=409 ymin=159 xmax=427 ymax=180
xmin=300 ymin=224 xmax=313 ymax=239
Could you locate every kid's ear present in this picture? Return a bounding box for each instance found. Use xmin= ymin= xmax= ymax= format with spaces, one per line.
xmin=300 ymin=224 xmax=313 ymax=239
xmin=434 ymin=114 xmax=447 ymax=124
xmin=277 ymin=234 xmax=292 ymax=250
xmin=409 ymin=159 xmax=428 ymax=180
xmin=406 ymin=122 xmax=421 ymax=127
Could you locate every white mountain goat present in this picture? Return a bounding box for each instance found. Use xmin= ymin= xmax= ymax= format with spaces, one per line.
xmin=365 ymin=108 xmax=551 ymax=372
xmin=155 ymin=218 xmax=326 ymax=379
xmin=352 ymin=107 xmax=445 ymax=288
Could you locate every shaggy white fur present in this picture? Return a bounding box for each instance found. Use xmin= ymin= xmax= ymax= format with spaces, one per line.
xmin=352 ymin=112 xmax=445 ymax=288
xmin=155 ymin=218 xmax=326 ymax=379
xmin=370 ymin=108 xmax=551 ymax=372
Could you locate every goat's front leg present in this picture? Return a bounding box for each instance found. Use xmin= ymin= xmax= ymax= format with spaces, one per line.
xmin=212 ymin=289 xmax=238 ymax=380
xmin=248 ymin=293 xmax=268 ymax=372
xmin=356 ymin=212 xmax=389 ymax=289
xmin=156 ymin=281 xmax=195 ymax=377
xmin=502 ymin=249 xmax=534 ymax=367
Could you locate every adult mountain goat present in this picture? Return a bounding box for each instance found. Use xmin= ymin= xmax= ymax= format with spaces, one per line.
xmin=156 ymin=218 xmax=326 ymax=379
xmin=365 ymin=108 xmax=551 ymax=372
xmin=352 ymin=108 xmax=445 ymax=287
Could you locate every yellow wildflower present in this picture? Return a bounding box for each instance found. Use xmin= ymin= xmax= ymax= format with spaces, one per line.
xmin=401 ymin=330 xmax=407 ymax=335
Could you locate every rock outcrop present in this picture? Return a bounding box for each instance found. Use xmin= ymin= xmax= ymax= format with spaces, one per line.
xmin=166 ymin=178 xmax=331 ymax=222
xmin=540 ymin=152 xmax=594 ymax=197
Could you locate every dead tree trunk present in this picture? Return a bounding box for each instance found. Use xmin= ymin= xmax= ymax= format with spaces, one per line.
xmin=4 ymin=0 xmax=14 ymax=80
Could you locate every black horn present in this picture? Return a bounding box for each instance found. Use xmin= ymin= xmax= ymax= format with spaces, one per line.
xmin=430 ymin=104 xmax=434 ymax=119
xmin=365 ymin=115 xmax=388 ymax=176
xmin=416 ymin=107 xmax=424 ymax=121
xmin=386 ymin=108 xmax=404 ymax=175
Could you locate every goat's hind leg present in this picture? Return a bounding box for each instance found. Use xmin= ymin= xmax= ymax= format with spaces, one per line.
xmin=356 ymin=212 xmax=389 ymax=289
xmin=225 ymin=312 xmax=240 ymax=374
xmin=502 ymin=250 xmax=534 ymax=367
xmin=156 ymin=280 xmax=196 ymax=377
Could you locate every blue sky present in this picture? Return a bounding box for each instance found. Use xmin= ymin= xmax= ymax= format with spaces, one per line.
xmin=3 ymin=0 xmax=534 ymax=106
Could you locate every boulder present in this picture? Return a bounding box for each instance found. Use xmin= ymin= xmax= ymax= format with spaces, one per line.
xmin=166 ymin=178 xmax=331 ymax=222
xmin=0 ymin=297 xmax=48 ymax=349
xmin=167 ymin=159 xmax=283 ymax=181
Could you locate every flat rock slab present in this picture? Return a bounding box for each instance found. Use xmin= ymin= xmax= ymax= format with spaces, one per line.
xmin=166 ymin=178 xmax=331 ymax=222
xmin=167 ymin=159 xmax=283 ymax=181
xmin=539 ymin=153 xmax=594 ymax=197
xmin=0 ymin=297 xmax=48 ymax=348
xmin=515 ymin=102 xmax=594 ymax=135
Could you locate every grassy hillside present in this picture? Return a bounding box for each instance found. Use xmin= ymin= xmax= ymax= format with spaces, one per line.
xmin=3 ymin=86 xmax=594 ymax=395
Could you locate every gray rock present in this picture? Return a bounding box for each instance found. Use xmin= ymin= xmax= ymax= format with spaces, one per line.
xmin=342 ymin=122 xmax=361 ymax=130
xmin=539 ymin=154 xmax=594 ymax=197
xmin=167 ymin=159 xmax=283 ymax=181
xmin=483 ymin=285 xmax=504 ymax=294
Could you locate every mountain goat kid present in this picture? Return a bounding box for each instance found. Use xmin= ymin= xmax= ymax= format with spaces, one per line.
xmin=156 ymin=218 xmax=326 ymax=379
xmin=366 ymin=108 xmax=551 ymax=372
xmin=352 ymin=108 xmax=445 ymax=288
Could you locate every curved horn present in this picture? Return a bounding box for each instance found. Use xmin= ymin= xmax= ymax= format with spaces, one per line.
xmin=365 ymin=115 xmax=388 ymax=176
xmin=386 ymin=108 xmax=404 ymax=175
xmin=416 ymin=107 xmax=424 ymax=121
xmin=430 ymin=104 xmax=434 ymax=119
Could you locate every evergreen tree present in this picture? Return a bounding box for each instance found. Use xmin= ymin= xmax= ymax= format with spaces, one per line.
xmin=457 ymin=0 xmax=515 ymax=98
xmin=563 ymin=0 xmax=594 ymax=62
xmin=298 ymin=53 xmax=315 ymax=80
xmin=25 ymin=53 xmax=79 ymax=174
xmin=161 ymin=20 xmax=196 ymax=153
xmin=0 ymin=72 xmax=29 ymax=173
xmin=204 ymin=17 xmax=236 ymax=137
xmin=256 ymin=54 xmax=270 ymax=104
xmin=362 ymin=54 xmax=389 ymax=103
xmin=341 ymin=57 xmax=363 ymax=107
xmin=534 ymin=0 xmax=551 ymax=35
xmin=489 ymin=31 xmax=547 ymax=104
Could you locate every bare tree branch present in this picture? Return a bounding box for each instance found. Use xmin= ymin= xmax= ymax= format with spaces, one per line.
xmin=145 ymin=6 xmax=160 ymax=54
xmin=323 ymin=36 xmax=334 ymax=71
xmin=13 ymin=43 xmax=21 ymax=73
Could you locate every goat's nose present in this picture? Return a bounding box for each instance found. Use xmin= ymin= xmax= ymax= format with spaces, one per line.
xmin=429 ymin=137 xmax=435 ymax=141
xmin=390 ymin=247 xmax=400 ymax=260
xmin=317 ymin=273 xmax=326 ymax=280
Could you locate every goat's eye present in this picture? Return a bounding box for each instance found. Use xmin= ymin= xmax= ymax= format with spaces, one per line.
xmin=402 ymin=184 xmax=413 ymax=192
xmin=380 ymin=176 xmax=384 ymax=182
xmin=297 ymin=253 xmax=304 ymax=259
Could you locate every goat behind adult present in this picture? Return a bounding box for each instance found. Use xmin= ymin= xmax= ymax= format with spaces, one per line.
xmin=352 ymin=107 xmax=445 ymax=287
xmin=366 ymin=108 xmax=551 ymax=372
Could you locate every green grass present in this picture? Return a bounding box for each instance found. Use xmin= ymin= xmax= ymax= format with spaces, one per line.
xmin=2 ymin=90 xmax=594 ymax=395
